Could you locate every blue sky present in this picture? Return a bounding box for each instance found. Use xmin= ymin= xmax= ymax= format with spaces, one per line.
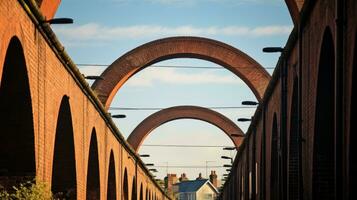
xmin=53 ymin=0 xmax=293 ymax=184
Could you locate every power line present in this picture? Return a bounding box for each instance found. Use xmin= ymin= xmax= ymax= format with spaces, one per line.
xmin=142 ymin=144 xmax=237 ymax=148
xmin=76 ymin=63 xmax=275 ymax=70
xmin=109 ymin=106 xmax=257 ymax=111
xmin=153 ymin=165 xmax=226 ymax=168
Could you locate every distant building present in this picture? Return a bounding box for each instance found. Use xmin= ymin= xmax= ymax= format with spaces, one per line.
xmin=173 ymin=179 xmax=218 ymax=200
xmin=209 ymin=171 xmax=218 ymax=188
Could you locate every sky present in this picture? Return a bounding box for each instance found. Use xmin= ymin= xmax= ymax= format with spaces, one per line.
xmin=53 ymin=0 xmax=293 ymax=185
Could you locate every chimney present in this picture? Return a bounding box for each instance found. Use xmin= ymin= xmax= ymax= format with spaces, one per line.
xmin=209 ymin=171 xmax=218 ymax=188
xmin=196 ymin=173 xmax=203 ymax=180
xmin=179 ymin=173 xmax=188 ymax=182
xmin=164 ymin=174 xmax=177 ymax=191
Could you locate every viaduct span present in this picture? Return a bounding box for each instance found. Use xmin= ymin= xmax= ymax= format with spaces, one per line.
xmin=0 ymin=1 xmax=169 ymax=199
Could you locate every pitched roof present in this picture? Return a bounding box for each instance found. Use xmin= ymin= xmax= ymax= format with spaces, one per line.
xmin=175 ymin=179 xmax=210 ymax=193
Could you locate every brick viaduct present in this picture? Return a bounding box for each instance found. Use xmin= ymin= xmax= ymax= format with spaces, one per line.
xmin=0 ymin=0 xmax=355 ymax=200
xmin=91 ymin=36 xmax=271 ymax=109
xmin=219 ymin=0 xmax=356 ymax=200
xmin=0 ymin=0 xmax=169 ymax=199
xmin=127 ymin=106 xmax=245 ymax=152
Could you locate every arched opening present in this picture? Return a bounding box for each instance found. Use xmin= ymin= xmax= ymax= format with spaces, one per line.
xmin=0 ymin=37 xmax=35 ymax=188
xmin=127 ymin=105 xmax=244 ymax=152
xmin=139 ymin=183 xmax=143 ymax=200
xmin=107 ymin=151 xmax=117 ymax=200
xmin=92 ymin=37 xmax=271 ymax=108
xmin=313 ymin=28 xmax=335 ymax=200
xmin=51 ymin=96 xmax=77 ymax=199
xmin=288 ymin=78 xmax=301 ymax=199
xmin=86 ymin=130 xmax=100 ymax=200
xmin=270 ymin=113 xmax=279 ymax=200
xmin=146 ymin=188 xmax=149 ymax=200
xmin=349 ymin=32 xmax=357 ymax=200
xmin=123 ymin=168 xmax=129 ymax=200
xmin=131 ymin=176 xmax=137 ymax=200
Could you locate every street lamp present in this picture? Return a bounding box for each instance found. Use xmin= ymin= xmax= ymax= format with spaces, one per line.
xmin=262 ymin=47 xmax=284 ymax=53
xmin=226 ymin=169 xmax=231 ymax=172
xmin=223 ymin=164 xmax=232 ymax=168
xmin=146 ymin=163 xmax=154 ymax=167
xmin=149 ymin=169 xmax=158 ymax=172
xmin=83 ymin=75 xmax=104 ymax=80
xmin=140 ymin=154 xmax=150 ymax=157
xmin=223 ymin=147 xmax=236 ymax=151
xmin=43 ymin=18 xmax=74 ymax=24
xmin=237 ymin=118 xmax=252 ymax=122
xmin=241 ymin=101 xmax=259 ymax=106
xmin=111 ymin=114 xmax=126 ymax=119
xmin=221 ymin=156 xmax=233 ymax=164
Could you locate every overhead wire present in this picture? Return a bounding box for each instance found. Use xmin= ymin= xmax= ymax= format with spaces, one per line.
xmin=76 ymin=63 xmax=275 ymax=70
xmin=109 ymin=106 xmax=257 ymax=111
xmin=142 ymin=144 xmax=237 ymax=148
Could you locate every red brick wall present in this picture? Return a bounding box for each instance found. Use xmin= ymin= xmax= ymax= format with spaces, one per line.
xmin=0 ymin=1 xmax=168 ymax=199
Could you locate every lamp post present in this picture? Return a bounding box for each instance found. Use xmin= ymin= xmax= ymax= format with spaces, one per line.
xmin=83 ymin=75 xmax=104 ymax=80
xmin=263 ymin=46 xmax=286 ymax=199
xmin=43 ymin=18 xmax=74 ymax=24
xmin=237 ymin=117 xmax=252 ymax=122
xmin=111 ymin=114 xmax=126 ymax=119
xmin=221 ymin=156 xmax=233 ymax=164
xmin=149 ymin=169 xmax=158 ymax=173
xmin=145 ymin=163 xmax=154 ymax=167
xmin=223 ymin=147 xmax=236 ymax=151
xmin=140 ymin=154 xmax=150 ymax=158
xmin=241 ymin=101 xmax=259 ymax=106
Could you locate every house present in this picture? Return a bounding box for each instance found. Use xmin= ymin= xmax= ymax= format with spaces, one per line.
xmin=173 ymin=179 xmax=218 ymax=200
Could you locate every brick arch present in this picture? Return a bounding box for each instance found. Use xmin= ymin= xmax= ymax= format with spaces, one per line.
xmin=313 ymin=27 xmax=335 ymax=200
xmin=123 ymin=168 xmax=129 ymax=200
xmin=51 ymin=96 xmax=77 ymax=199
xmin=127 ymin=105 xmax=244 ymax=152
xmin=92 ymin=36 xmax=271 ymax=109
xmin=107 ymin=150 xmax=117 ymax=200
xmin=86 ymin=129 xmax=101 ymax=200
xmin=0 ymin=36 xmax=36 ymax=189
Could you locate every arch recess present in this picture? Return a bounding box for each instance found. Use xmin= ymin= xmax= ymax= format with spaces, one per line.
xmin=0 ymin=36 xmax=35 ymax=188
xmin=107 ymin=151 xmax=117 ymax=200
xmin=92 ymin=36 xmax=271 ymax=109
xmin=51 ymin=96 xmax=77 ymax=199
xmin=270 ymin=113 xmax=279 ymax=200
xmin=86 ymin=129 xmax=101 ymax=200
xmin=127 ymin=105 xmax=245 ymax=152
xmin=313 ymin=27 xmax=335 ymax=200
xmin=123 ymin=168 xmax=129 ymax=200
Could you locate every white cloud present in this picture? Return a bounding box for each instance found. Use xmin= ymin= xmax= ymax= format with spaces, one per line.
xmin=78 ymin=66 xmax=244 ymax=87
xmin=54 ymin=23 xmax=292 ymax=41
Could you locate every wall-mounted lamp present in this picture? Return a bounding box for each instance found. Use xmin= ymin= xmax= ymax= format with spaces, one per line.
xmin=262 ymin=47 xmax=284 ymax=53
xmin=111 ymin=114 xmax=126 ymax=119
xmin=241 ymin=101 xmax=259 ymax=106
xmin=223 ymin=147 xmax=236 ymax=151
xmin=43 ymin=18 xmax=74 ymax=24
xmin=84 ymin=75 xmax=104 ymax=80
xmin=237 ymin=118 xmax=252 ymax=122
